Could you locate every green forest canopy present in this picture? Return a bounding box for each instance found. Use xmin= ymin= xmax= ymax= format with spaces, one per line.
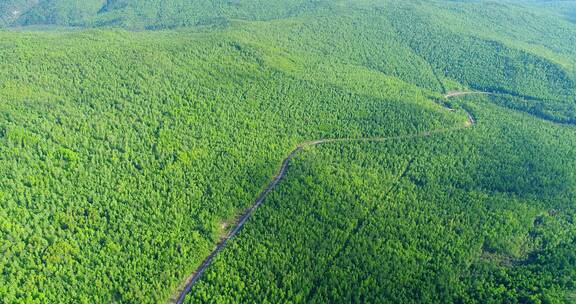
xmin=0 ymin=0 xmax=574 ymax=303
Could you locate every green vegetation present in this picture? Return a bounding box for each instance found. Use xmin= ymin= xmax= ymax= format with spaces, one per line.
xmin=0 ymin=28 xmax=461 ymax=303
xmin=0 ymin=0 xmax=574 ymax=303
xmin=1 ymin=0 xmax=331 ymax=29
xmin=186 ymin=98 xmax=576 ymax=303
xmin=385 ymin=2 xmax=576 ymax=102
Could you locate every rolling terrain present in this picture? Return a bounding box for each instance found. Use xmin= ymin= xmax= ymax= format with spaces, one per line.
xmin=0 ymin=0 xmax=574 ymax=303
xmin=173 ymin=93 xmax=476 ymax=304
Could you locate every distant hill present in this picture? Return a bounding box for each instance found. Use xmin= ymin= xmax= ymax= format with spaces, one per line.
xmin=0 ymin=0 xmax=331 ymax=29
xmin=1 ymin=1 xmax=575 ymax=303
xmin=5 ymin=0 xmax=575 ymax=30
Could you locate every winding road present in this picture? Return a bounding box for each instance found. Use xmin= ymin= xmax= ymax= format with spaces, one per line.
xmin=170 ymin=92 xmax=480 ymax=304
xmin=444 ymin=91 xmax=491 ymax=98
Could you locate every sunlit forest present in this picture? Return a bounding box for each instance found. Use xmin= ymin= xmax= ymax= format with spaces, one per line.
xmin=0 ymin=0 xmax=574 ymax=303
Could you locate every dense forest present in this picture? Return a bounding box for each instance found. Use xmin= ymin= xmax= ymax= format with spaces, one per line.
xmin=186 ymin=97 xmax=576 ymax=303
xmin=0 ymin=0 xmax=575 ymax=303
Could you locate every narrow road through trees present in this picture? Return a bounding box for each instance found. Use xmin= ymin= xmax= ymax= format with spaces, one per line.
xmin=170 ymin=92 xmax=481 ymax=304
xmin=444 ymin=91 xmax=491 ymax=98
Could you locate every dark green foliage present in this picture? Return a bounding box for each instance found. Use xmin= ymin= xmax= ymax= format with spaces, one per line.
xmin=186 ymin=101 xmax=576 ymax=303
xmin=0 ymin=0 xmax=575 ymax=303
xmin=386 ymin=2 xmax=576 ymax=103
xmin=487 ymin=94 xmax=576 ymax=124
xmin=0 ymin=28 xmax=460 ymax=303
xmin=15 ymin=0 xmax=105 ymax=27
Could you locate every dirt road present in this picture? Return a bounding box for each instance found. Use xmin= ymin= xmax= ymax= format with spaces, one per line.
xmin=170 ymin=92 xmax=481 ymax=304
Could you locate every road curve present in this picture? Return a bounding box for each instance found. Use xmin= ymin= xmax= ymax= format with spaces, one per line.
xmin=170 ymin=92 xmax=480 ymax=304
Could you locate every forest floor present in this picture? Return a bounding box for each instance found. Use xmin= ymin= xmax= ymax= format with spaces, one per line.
xmin=169 ymin=91 xmax=482 ymax=304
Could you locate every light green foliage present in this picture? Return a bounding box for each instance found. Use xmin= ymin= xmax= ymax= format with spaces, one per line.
xmin=0 ymin=27 xmax=460 ymax=303
xmin=186 ymin=100 xmax=576 ymax=303
xmin=2 ymin=0 xmax=331 ymax=28
xmin=0 ymin=0 xmax=574 ymax=303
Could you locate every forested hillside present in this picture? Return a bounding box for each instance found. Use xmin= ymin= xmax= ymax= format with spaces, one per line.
xmin=528 ymin=1 xmax=576 ymax=24
xmin=0 ymin=0 xmax=575 ymax=303
xmin=0 ymin=27 xmax=462 ymax=304
xmin=0 ymin=0 xmax=331 ymax=28
xmin=186 ymin=97 xmax=576 ymax=303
